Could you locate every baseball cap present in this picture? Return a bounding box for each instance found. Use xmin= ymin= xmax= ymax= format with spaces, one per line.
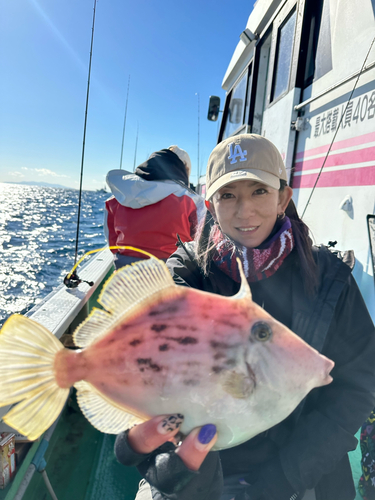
xmin=205 ymin=134 xmax=287 ymax=200
xmin=169 ymin=145 xmax=192 ymax=178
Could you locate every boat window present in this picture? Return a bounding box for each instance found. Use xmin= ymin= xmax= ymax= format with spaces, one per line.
xmin=368 ymin=215 xmax=375 ymax=278
xmin=222 ymin=70 xmax=248 ymax=140
xmin=302 ymin=0 xmax=333 ymax=87
xmin=252 ymin=31 xmax=271 ymax=134
xmin=244 ymin=64 xmax=253 ymax=129
xmin=313 ymin=0 xmax=333 ymax=80
xmin=271 ymin=9 xmax=297 ymax=102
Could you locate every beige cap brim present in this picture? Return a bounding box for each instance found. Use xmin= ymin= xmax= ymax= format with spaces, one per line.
xmin=206 ymin=169 xmax=280 ymax=200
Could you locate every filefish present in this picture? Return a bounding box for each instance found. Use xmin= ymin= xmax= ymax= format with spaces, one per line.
xmin=0 ymin=258 xmax=334 ymax=449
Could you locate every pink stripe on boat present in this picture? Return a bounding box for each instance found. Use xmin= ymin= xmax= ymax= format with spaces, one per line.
xmin=295 ymin=131 xmax=375 ymax=161
xmin=294 ymin=146 xmax=375 ymax=172
xmin=292 ymin=164 xmax=375 ymax=188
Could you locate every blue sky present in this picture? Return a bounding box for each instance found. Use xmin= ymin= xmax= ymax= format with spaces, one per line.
xmin=0 ymin=0 xmax=255 ymax=190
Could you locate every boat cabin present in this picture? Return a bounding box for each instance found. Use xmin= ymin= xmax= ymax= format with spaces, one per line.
xmin=206 ymin=0 xmax=375 ymax=321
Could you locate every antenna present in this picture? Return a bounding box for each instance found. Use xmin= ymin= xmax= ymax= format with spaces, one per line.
xmin=133 ymin=123 xmax=139 ymax=172
xmin=119 ymin=75 xmax=130 ymax=170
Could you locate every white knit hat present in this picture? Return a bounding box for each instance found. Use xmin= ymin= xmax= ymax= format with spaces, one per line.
xmin=169 ymin=145 xmax=191 ymax=178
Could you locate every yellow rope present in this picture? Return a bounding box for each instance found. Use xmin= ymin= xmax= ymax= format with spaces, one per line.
xmin=66 ymin=246 xmax=157 ymax=279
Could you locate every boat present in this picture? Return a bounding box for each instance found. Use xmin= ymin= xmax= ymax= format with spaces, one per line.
xmin=1 ymin=0 xmax=374 ymax=498
xmin=203 ymin=0 xmax=375 ymax=498
xmin=205 ymin=0 xmax=375 ymax=326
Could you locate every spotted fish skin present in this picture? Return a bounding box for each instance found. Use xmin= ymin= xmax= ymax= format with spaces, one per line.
xmin=55 ymin=280 xmax=334 ymax=450
xmin=0 ymin=258 xmax=334 ymax=448
xmin=56 ymin=289 xmax=252 ymax=410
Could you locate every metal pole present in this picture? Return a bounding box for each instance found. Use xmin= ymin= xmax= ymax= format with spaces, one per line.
xmin=119 ymin=75 xmax=130 ymax=169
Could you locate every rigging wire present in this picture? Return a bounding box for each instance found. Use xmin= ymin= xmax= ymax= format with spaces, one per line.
xmin=119 ymin=75 xmax=131 ymax=169
xmin=73 ymin=0 xmax=97 ymax=265
xmin=301 ymin=34 xmax=375 ymax=219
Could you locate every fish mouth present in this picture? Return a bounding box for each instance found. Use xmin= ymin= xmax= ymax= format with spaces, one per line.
xmin=320 ymin=373 xmax=333 ymax=386
xmin=320 ymin=355 xmax=335 ymax=386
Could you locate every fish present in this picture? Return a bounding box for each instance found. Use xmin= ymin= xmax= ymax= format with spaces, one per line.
xmin=0 ymin=257 xmax=334 ymax=450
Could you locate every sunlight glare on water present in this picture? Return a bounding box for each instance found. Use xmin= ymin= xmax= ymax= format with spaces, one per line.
xmin=0 ymin=183 xmax=109 ymax=326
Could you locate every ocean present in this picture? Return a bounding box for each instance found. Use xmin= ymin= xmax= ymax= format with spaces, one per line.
xmin=0 ymin=183 xmax=109 ymax=327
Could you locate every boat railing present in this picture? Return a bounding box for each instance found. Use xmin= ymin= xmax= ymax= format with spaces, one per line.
xmin=0 ymin=248 xmax=114 ymax=499
xmin=25 ymin=247 xmax=114 ymax=339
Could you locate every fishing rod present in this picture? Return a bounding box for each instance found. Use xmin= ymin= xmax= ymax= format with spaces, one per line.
xmin=196 ymin=92 xmax=201 ymax=180
xmin=119 ymin=75 xmax=131 ymax=169
xmin=73 ymin=0 xmax=97 ymax=266
xmin=64 ymin=0 xmax=98 ymax=288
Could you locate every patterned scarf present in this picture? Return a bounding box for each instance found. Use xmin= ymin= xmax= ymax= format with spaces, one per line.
xmin=212 ymin=217 xmax=294 ymax=282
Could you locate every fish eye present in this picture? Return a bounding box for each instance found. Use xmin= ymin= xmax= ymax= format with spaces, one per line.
xmin=251 ymin=321 xmax=272 ymax=342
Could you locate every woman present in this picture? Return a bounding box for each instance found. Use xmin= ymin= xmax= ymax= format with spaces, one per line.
xmin=115 ymin=134 xmax=375 ymax=500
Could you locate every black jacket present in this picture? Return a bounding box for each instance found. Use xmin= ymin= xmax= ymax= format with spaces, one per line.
xmin=165 ymin=243 xmax=375 ymax=500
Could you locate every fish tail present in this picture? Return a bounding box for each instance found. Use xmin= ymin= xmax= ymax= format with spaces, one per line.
xmin=0 ymin=314 xmax=70 ymax=440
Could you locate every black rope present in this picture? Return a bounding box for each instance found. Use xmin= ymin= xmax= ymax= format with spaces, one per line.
xmin=301 ymin=34 xmax=375 ymax=219
xmin=74 ymin=0 xmax=97 ymax=265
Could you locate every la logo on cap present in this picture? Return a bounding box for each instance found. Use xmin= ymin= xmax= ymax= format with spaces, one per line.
xmin=228 ymin=143 xmax=247 ymax=164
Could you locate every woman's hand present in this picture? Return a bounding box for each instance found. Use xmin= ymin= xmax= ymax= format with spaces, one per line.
xmin=115 ymin=414 xmax=222 ymax=500
xmin=128 ymin=414 xmax=217 ymax=470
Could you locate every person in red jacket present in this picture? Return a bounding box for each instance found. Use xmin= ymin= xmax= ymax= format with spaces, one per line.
xmin=104 ymin=146 xmax=206 ymax=269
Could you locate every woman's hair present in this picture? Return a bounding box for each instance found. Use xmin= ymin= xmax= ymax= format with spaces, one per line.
xmin=280 ymin=180 xmax=318 ymax=295
xmin=194 ymin=180 xmax=319 ymax=295
xmin=195 ymin=210 xmax=222 ymax=276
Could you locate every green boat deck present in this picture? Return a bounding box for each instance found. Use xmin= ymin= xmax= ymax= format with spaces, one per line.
xmin=0 ymin=394 xmax=141 ymax=500
xmin=0 ymin=396 xmax=365 ymax=499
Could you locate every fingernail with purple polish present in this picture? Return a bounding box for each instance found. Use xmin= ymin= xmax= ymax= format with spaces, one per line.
xmin=198 ymin=424 xmax=217 ymax=444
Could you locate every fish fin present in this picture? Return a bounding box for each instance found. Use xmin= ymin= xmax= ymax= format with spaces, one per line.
xmin=75 ymin=381 xmax=145 ymax=434
xmin=73 ymin=308 xmax=112 ymax=348
xmin=73 ymin=258 xmax=175 ymax=347
xmin=221 ymin=370 xmax=255 ymax=399
xmin=233 ymin=258 xmax=252 ymax=300
xmin=0 ymin=315 xmax=69 ymax=440
xmin=98 ymin=258 xmax=175 ymax=315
